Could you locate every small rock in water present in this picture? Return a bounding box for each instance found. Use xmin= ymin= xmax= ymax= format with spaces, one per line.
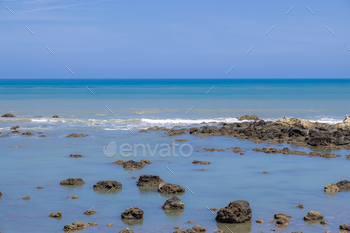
xmin=118 ymin=228 xmax=134 ymax=233
xmin=174 ymin=226 xmax=182 ymax=229
xmin=39 ymin=135 xmax=47 ymax=137
xmin=93 ymin=180 xmax=122 ymax=190
xmin=63 ymin=221 xmax=98 ymax=231
xmin=11 ymin=126 xmax=20 ymax=130
xmin=38 ymin=132 xmax=43 ymax=134
xmin=71 ymin=195 xmax=79 ymax=199
xmin=192 ymin=160 xmax=210 ymax=165
xmin=263 ymin=171 xmax=268 ymax=174
xmin=22 ymin=196 xmax=30 ymax=200
xmin=187 ymin=221 xmax=193 ymax=223
xmin=37 ymin=186 xmax=44 ymax=189
xmin=274 ymin=213 xmax=292 ymax=227
xmin=49 ymin=211 xmax=62 ymax=218
xmin=215 ymin=200 xmax=252 ymax=223
xmin=162 ymin=196 xmax=185 ymax=210
xmin=0 ymin=190 xmax=2 ymax=196
xmin=336 ymin=180 xmax=350 ymax=191
xmin=210 ymin=207 xmax=219 ymax=211
xmin=66 ymin=196 xmax=70 ymax=198
xmin=1 ymin=113 xmax=15 ymax=117
xmin=107 ymin=223 xmax=113 ymax=227
xmin=256 ymin=219 xmax=264 ymax=224
xmin=303 ymin=210 xmax=323 ymax=221
xmin=22 ymin=132 xmax=34 ymax=136
xmin=66 ymin=133 xmax=89 ymax=138
xmin=70 ymin=154 xmax=83 ymax=158
xmin=296 ymin=204 xmax=304 ymax=209
xmin=84 ymin=210 xmax=98 ymax=216
xmin=60 ymin=178 xmax=85 ymax=186
xmin=53 ymin=115 xmax=58 ymax=118
xmin=320 ymin=220 xmax=328 ymax=225
xmin=340 ymin=224 xmax=350 ymax=231
xmin=132 ymin=176 xmax=137 ymax=179
xmin=192 ymin=225 xmax=206 ymax=232
xmin=158 ymin=183 xmax=185 ymax=194
xmin=324 ymin=183 xmax=339 ymax=193
xmin=136 ymin=175 xmax=164 ymax=187
xmin=121 ymin=207 xmax=144 ymax=219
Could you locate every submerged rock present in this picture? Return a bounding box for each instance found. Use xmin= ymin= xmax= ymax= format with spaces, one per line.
xmin=11 ymin=126 xmax=20 ymax=130
xmin=70 ymin=154 xmax=83 ymax=158
xmin=324 ymin=183 xmax=339 ymax=193
xmin=22 ymin=132 xmax=34 ymax=136
xmin=112 ymin=160 xmax=125 ymax=165
xmin=192 ymin=160 xmax=210 ymax=165
xmin=60 ymin=178 xmax=85 ymax=186
xmin=1 ymin=113 xmax=15 ymax=117
xmin=93 ymin=180 xmax=122 ymax=190
xmin=296 ymin=204 xmax=304 ymax=209
xmin=66 ymin=133 xmax=89 ymax=138
xmin=303 ymin=211 xmax=323 ymax=221
xmin=63 ymin=221 xmax=98 ymax=231
xmin=136 ymin=175 xmax=164 ymax=187
xmin=22 ymin=196 xmax=30 ymax=200
xmin=49 ymin=211 xmax=62 ymax=218
xmin=84 ymin=210 xmax=98 ymax=216
xmin=158 ymin=183 xmax=185 ymax=194
xmin=336 ymin=180 xmax=350 ymax=191
xmin=162 ymin=196 xmax=185 ymax=210
xmin=215 ymin=200 xmax=252 ymax=223
xmin=121 ymin=207 xmax=144 ymax=219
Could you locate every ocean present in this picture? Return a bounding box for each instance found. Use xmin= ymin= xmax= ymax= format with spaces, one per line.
xmin=0 ymin=79 xmax=349 ymax=233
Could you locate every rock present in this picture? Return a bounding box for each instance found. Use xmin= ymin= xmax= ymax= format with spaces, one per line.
xmin=93 ymin=180 xmax=122 ymax=190
xmin=204 ymin=147 xmax=225 ymax=152
xmin=210 ymin=208 xmax=219 ymax=211
xmin=84 ymin=210 xmax=98 ymax=216
xmin=70 ymin=154 xmax=83 ymax=158
xmin=38 ymin=132 xmax=43 ymax=134
xmin=320 ymin=220 xmax=328 ymax=225
xmin=112 ymin=160 xmax=125 ymax=165
xmin=303 ymin=211 xmax=323 ymax=221
xmin=213 ymin=231 xmax=224 ymax=233
xmin=11 ymin=126 xmax=20 ymax=130
xmin=136 ymin=175 xmax=164 ymax=187
xmin=291 ymin=231 xmax=303 ymax=233
xmin=173 ymin=230 xmax=184 ymax=233
xmin=37 ymin=186 xmax=44 ymax=189
xmin=22 ymin=132 xmax=34 ymax=136
xmin=71 ymin=195 xmax=79 ymax=199
xmin=173 ymin=139 xmax=187 ymax=142
xmin=115 ymin=160 xmax=146 ymax=169
xmin=66 ymin=133 xmax=89 ymax=138
xmin=274 ymin=213 xmax=291 ymax=227
xmin=275 ymin=117 xmax=314 ymax=129
xmin=346 ymin=155 xmax=350 ymax=160
xmin=0 ymin=191 xmax=2 ymax=196
xmin=340 ymin=225 xmax=350 ymax=231
xmin=175 ymin=226 xmax=182 ymax=229
xmin=141 ymin=159 xmax=152 ymax=164
xmin=49 ymin=211 xmax=62 ymax=218
xmin=132 ymin=176 xmax=137 ymax=179
xmin=162 ymin=196 xmax=185 ymax=210
xmin=263 ymin=171 xmax=268 ymax=174
xmin=63 ymin=221 xmax=98 ymax=231
xmin=192 ymin=225 xmax=206 ymax=232
xmin=324 ymin=183 xmax=339 ymax=193
xmin=192 ymin=160 xmax=210 ymax=165
xmin=256 ymin=219 xmax=264 ymax=224
xmin=53 ymin=115 xmax=58 ymax=118
xmin=215 ymin=200 xmax=252 ymax=223
xmin=238 ymin=114 xmax=259 ymax=121
xmin=187 ymin=221 xmax=193 ymax=223
xmin=12 ymin=130 xmax=20 ymax=134
xmin=107 ymin=223 xmax=113 ymax=227
xmin=1 ymin=113 xmax=15 ymax=117
xmin=324 ymin=231 xmax=330 ymax=233
xmin=60 ymin=178 xmax=85 ymax=186
xmin=336 ymin=180 xmax=350 ymax=191
xmin=121 ymin=207 xmax=144 ymax=219
xmin=39 ymin=135 xmax=47 ymax=137
xmin=22 ymin=196 xmax=30 ymax=200
xmin=296 ymin=204 xmax=304 ymax=209
xmin=270 ymin=229 xmax=281 ymax=232
xmin=118 ymin=228 xmax=134 ymax=233
xmin=158 ymin=183 xmax=185 ymax=194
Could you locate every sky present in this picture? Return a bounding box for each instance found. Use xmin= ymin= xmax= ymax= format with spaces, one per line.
xmin=0 ymin=0 xmax=349 ymax=79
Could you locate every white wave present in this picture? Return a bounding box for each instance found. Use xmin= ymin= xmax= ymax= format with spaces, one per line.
xmin=140 ymin=117 xmax=243 ymax=124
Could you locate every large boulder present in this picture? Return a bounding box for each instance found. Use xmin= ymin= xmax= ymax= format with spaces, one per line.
xmin=162 ymin=196 xmax=185 ymax=210
xmin=63 ymin=221 xmax=98 ymax=231
xmin=136 ymin=175 xmax=164 ymax=187
xmin=303 ymin=211 xmax=323 ymax=221
xmin=60 ymin=178 xmax=85 ymax=186
xmin=336 ymin=180 xmax=350 ymax=191
xmin=158 ymin=183 xmax=185 ymax=194
xmin=324 ymin=183 xmax=339 ymax=193
xmin=238 ymin=115 xmax=259 ymax=121
xmin=275 ymin=117 xmax=314 ymax=129
xmin=215 ymin=200 xmax=252 ymax=223
xmin=121 ymin=207 xmax=144 ymax=219
xmin=1 ymin=113 xmax=15 ymax=117
xmin=93 ymin=180 xmax=122 ymax=190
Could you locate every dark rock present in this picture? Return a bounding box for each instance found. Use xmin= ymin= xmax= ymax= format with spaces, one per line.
xmin=215 ymin=200 xmax=252 ymax=223
xmin=141 ymin=159 xmax=152 ymax=164
xmin=71 ymin=195 xmax=79 ymax=199
xmin=39 ymin=135 xmax=47 ymax=137
xmin=12 ymin=130 xmax=20 ymax=134
xmin=162 ymin=196 xmax=185 ymax=210
xmin=123 ymin=160 xmax=145 ymax=169
xmin=37 ymin=186 xmax=44 ymax=189
xmin=192 ymin=160 xmax=210 ymax=165
xmin=93 ymin=180 xmax=122 ymax=190
xmin=70 ymin=154 xmax=83 ymax=158
xmin=60 ymin=178 xmax=85 ymax=186
xmin=238 ymin=115 xmax=259 ymax=121
xmin=22 ymin=196 xmax=30 ymax=200
xmin=192 ymin=225 xmax=206 ymax=232
xmin=204 ymin=147 xmax=225 ymax=152
xmin=121 ymin=207 xmax=144 ymax=219
xmin=49 ymin=211 xmax=62 ymax=218
xmin=1 ymin=113 xmax=15 ymax=117
xmin=66 ymin=133 xmax=89 ymax=138
xmin=336 ymin=180 xmax=350 ymax=191
xmin=136 ymin=175 xmax=164 ymax=187
xmin=340 ymin=224 xmax=350 ymax=231
xmin=158 ymin=183 xmax=185 ymax=194
xmin=38 ymin=132 xmax=43 ymax=134
xmin=112 ymin=160 xmax=125 ymax=165
xmin=84 ymin=210 xmax=98 ymax=216
xmin=303 ymin=211 xmax=323 ymax=221
xmin=22 ymin=132 xmax=34 ymax=136
xmin=296 ymin=204 xmax=304 ymax=209
xmin=63 ymin=221 xmax=98 ymax=231
xmin=10 ymin=126 xmax=19 ymax=130
xmin=256 ymin=220 xmax=264 ymax=224
xmin=53 ymin=115 xmax=58 ymax=118
xmin=0 ymin=190 xmax=2 ymax=196
xmin=274 ymin=213 xmax=291 ymax=227
xmin=320 ymin=220 xmax=328 ymax=225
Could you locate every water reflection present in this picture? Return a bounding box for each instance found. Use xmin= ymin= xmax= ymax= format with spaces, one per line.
xmin=217 ymin=221 xmax=252 ymax=233
xmin=121 ymin=218 xmax=144 ymax=226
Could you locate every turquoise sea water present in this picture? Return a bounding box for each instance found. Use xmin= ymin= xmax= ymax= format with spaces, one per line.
xmin=0 ymin=79 xmax=350 ymax=233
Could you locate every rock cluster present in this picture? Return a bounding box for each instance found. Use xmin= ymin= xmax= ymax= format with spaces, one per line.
xmin=215 ymin=200 xmax=252 ymax=223
xmin=136 ymin=175 xmax=164 ymax=186
xmin=252 ymin=147 xmax=340 ymax=159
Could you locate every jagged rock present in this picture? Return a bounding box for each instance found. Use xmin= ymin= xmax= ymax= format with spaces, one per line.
xmin=66 ymin=133 xmax=89 ymax=138
xmin=192 ymin=160 xmax=210 ymax=165
xmin=119 ymin=228 xmax=134 ymax=233
xmin=275 ymin=117 xmax=314 ymax=129
xmin=49 ymin=211 xmax=62 ymax=218
xmin=63 ymin=221 xmax=98 ymax=231
xmin=60 ymin=178 xmax=85 ymax=186
xmin=1 ymin=113 xmax=15 ymax=117
xmin=22 ymin=132 xmax=34 ymax=136
xmin=324 ymin=183 xmax=339 ymax=193
xmin=121 ymin=207 xmax=144 ymax=219
xmin=136 ymin=175 xmax=164 ymax=187
xmin=215 ymin=200 xmax=252 ymax=223
xmin=93 ymin=180 xmax=122 ymax=190
xmin=84 ymin=210 xmax=98 ymax=216
xmin=70 ymin=154 xmax=83 ymax=158
xmin=162 ymin=196 xmax=185 ymax=210
xmin=158 ymin=183 xmax=185 ymax=194
xmin=303 ymin=211 xmax=323 ymax=221
xmin=12 ymin=130 xmax=20 ymax=134
xmin=53 ymin=115 xmax=58 ymax=118
xmin=238 ymin=114 xmax=259 ymax=121
xmin=336 ymin=180 xmax=350 ymax=191
xmin=192 ymin=225 xmax=206 ymax=232
xmin=340 ymin=224 xmax=350 ymax=231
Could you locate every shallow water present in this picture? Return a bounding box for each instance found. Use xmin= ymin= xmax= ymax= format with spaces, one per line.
xmin=0 ymin=79 xmax=350 ymax=232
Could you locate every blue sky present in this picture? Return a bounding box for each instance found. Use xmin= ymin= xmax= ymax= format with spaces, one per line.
xmin=0 ymin=0 xmax=349 ymax=79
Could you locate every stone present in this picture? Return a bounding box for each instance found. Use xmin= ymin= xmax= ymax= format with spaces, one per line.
xmin=274 ymin=213 xmax=291 ymax=227
xmin=107 ymin=223 xmax=113 ymax=227
xmin=141 ymin=159 xmax=152 ymax=164
xmin=0 ymin=190 xmax=2 ymax=196
xmin=136 ymin=175 xmax=164 ymax=187
xmin=162 ymin=196 xmax=185 ymax=210
xmin=158 ymin=183 xmax=185 ymax=194
xmin=66 ymin=133 xmax=89 ymax=138
xmin=22 ymin=196 xmax=30 ymax=200
xmin=320 ymin=220 xmax=328 ymax=225
xmin=296 ymin=204 xmax=304 ymax=209
xmin=175 ymin=226 xmax=182 ymax=229
xmin=71 ymin=195 xmax=79 ymax=199
xmin=187 ymin=221 xmax=193 ymax=223
xmin=215 ymin=200 xmax=252 ymax=223
xmin=37 ymin=186 xmax=44 ymax=189
xmin=192 ymin=225 xmax=206 ymax=232
xmin=192 ymin=160 xmax=210 ymax=165
xmin=303 ymin=211 xmax=323 ymax=221
xmin=84 ymin=210 xmax=98 ymax=216
xmin=336 ymin=180 xmax=350 ymax=191
xmin=210 ymin=208 xmax=219 ymax=211
xmin=1 ymin=113 xmax=15 ymax=117
xmin=60 ymin=178 xmax=85 ymax=186
xmin=256 ymin=219 xmax=264 ymax=224
xmin=324 ymin=183 xmax=339 ymax=193
xmin=49 ymin=211 xmax=62 ymax=218
xmin=11 ymin=126 xmax=20 ymax=130
xmin=121 ymin=207 xmax=144 ymax=219
xmin=53 ymin=115 xmax=58 ymax=118
xmin=340 ymin=225 xmax=350 ymax=231
xmin=275 ymin=117 xmax=314 ymax=129
xmin=238 ymin=115 xmax=259 ymax=121
xmin=93 ymin=180 xmax=122 ymax=190
xmin=63 ymin=221 xmax=98 ymax=231
xmin=22 ymin=132 xmax=34 ymax=136
xmin=112 ymin=160 xmax=125 ymax=165
xmin=119 ymin=228 xmax=134 ymax=233
xmin=70 ymin=154 xmax=83 ymax=158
